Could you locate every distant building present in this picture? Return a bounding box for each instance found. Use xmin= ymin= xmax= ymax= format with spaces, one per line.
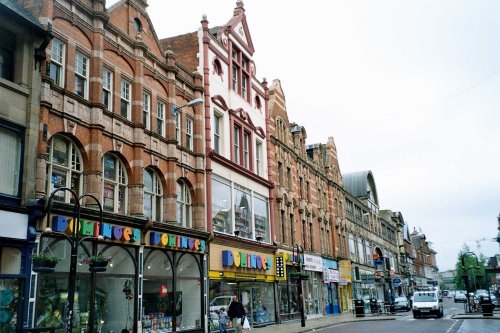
xmin=438 ymin=270 xmax=456 ymax=291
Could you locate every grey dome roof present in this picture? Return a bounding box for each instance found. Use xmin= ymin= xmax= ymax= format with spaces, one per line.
xmin=342 ymin=170 xmax=379 ymax=206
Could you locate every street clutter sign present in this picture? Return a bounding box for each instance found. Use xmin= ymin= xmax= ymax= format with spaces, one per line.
xmin=304 ymin=254 xmax=323 ymax=271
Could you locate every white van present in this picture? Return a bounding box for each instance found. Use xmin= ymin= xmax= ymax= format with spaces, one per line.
xmin=412 ymin=290 xmax=443 ymax=318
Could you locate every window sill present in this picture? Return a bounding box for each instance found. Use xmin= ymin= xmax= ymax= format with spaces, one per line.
xmin=0 ymin=77 xmax=30 ymax=96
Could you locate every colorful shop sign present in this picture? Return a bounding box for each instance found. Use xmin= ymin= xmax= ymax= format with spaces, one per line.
xmin=276 ymin=250 xmax=303 ymax=265
xmin=149 ymin=231 xmax=206 ymax=253
xmin=52 ymin=216 xmax=140 ymax=243
xmin=222 ymin=250 xmax=272 ymax=271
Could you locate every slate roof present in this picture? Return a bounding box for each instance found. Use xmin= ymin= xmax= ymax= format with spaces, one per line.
xmin=0 ymin=0 xmax=45 ymax=31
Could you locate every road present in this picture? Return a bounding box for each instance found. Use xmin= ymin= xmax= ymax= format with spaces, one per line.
xmin=315 ymin=298 xmax=500 ymax=333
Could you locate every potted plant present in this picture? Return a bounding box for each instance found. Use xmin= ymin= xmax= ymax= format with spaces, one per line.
xmin=32 ymin=253 xmax=62 ymax=273
xmin=82 ymin=255 xmax=112 ymax=272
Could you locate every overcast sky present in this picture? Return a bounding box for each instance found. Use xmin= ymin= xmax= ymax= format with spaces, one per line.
xmin=108 ymin=0 xmax=500 ymax=271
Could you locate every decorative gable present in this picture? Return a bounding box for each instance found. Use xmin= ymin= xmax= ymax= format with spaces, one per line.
xmin=223 ymin=1 xmax=255 ymax=55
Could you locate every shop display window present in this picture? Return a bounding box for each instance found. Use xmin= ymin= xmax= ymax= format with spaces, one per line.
xmin=253 ymin=196 xmax=269 ymax=243
xmin=0 ymin=278 xmax=21 ymax=333
xmin=176 ymin=254 xmax=201 ymax=331
xmin=234 ymin=187 xmax=252 ymax=239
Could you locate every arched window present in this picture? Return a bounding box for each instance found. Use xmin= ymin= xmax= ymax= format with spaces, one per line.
xmin=176 ymin=180 xmax=192 ymax=228
xmin=213 ymin=58 xmax=223 ymax=76
xmin=255 ymin=95 xmax=262 ymax=110
xmin=102 ymin=153 xmax=127 ymax=214
xmin=144 ymin=168 xmax=163 ymax=222
xmin=46 ymin=135 xmax=83 ymax=203
xmin=133 ymin=18 xmax=143 ymax=32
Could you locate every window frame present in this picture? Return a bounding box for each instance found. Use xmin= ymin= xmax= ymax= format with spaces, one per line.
xmin=255 ymin=140 xmax=262 ymax=176
xmin=230 ymin=46 xmax=250 ymax=100
xmin=175 ymin=111 xmax=181 ymax=142
xmin=143 ymin=91 xmax=151 ymax=130
xmin=102 ymin=153 xmax=128 ymax=214
xmin=103 ymin=68 xmax=113 ymax=111
xmin=186 ymin=117 xmax=193 ymax=150
xmin=0 ymin=26 xmax=15 ymax=81
xmin=176 ymin=180 xmax=192 ymax=228
xmin=213 ymin=112 xmax=222 ymax=154
xmin=144 ymin=167 xmax=163 ymax=222
xmin=75 ymin=52 xmax=89 ymax=98
xmin=49 ymin=38 xmax=65 ymax=87
xmin=0 ymin=121 xmax=24 ymax=204
xmin=120 ymin=79 xmax=132 ymax=120
xmin=46 ymin=135 xmax=83 ymax=204
xmin=156 ymin=100 xmax=166 ymax=136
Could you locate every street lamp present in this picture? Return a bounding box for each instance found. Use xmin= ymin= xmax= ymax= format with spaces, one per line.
xmin=460 ymin=251 xmax=479 ymax=313
xmin=291 ymin=244 xmax=306 ymax=327
xmin=170 ymin=97 xmax=203 ymax=115
xmin=42 ymin=187 xmax=104 ymax=333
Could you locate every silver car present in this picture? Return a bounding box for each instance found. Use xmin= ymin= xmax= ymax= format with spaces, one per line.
xmin=394 ymin=296 xmax=410 ymax=311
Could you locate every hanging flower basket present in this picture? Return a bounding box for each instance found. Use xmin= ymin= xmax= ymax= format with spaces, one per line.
xmin=83 ymin=255 xmax=112 ymax=272
xmin=32 ymin=254 xmax=62 ymax=273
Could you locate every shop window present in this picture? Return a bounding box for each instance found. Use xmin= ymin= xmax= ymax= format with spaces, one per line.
xmin=0 ymin=123 xmax=23 ymax=200
xmin=234 ymin=186 xmax=252 ymax=240
xmin=239 ymin=281 xmax=276 ymax=325
xmin=102 ymin=153 xmax=127 ymax=214
xmin=176 ymin=254 xmax=202 ymax=331
xmin=1 ymin=278 xmax=22 ymax=333
xmin=176 ymin=180 xmax=192 ymax=228
xmin=103 ymin=69 xmax=113 ymax=111
xmin=46 ymin=135 xmax=82 ymax=203
xmin=49 ymin=38 xmax=65 ymax=87
xmin=211 ymin=177 xmax=232 ymax=234
xmin=143 ymin=249 xmax=174 ymax=332
xmin=144 ymin=167 xmax=163 ymax=222
xmin=95 ymin=245 xmax=136 ymax=333
xmin=0 ymin=26 xmax=15 ymax=81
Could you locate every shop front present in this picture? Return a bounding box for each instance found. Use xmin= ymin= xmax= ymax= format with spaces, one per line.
xmin=275 ymin=250 xmax=301 ymax=322
xmin=33 ymin=213 xmax=208 ymax=333
xmin=209 ymin=244 xmax=276 ymax=330
xmin=0 ymin=209 xmax=35 ymax=333
xmin=322 ymin=259 xmax=340 ymax=315
xmin=338 ymin=260 xmax=352 ymax=313
xmin=302 ymin=254 xmax=323 ymax=318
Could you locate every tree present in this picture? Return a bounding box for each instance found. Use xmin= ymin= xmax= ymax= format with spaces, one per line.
xmin=453 ymin=245 xmax=489 ymax=291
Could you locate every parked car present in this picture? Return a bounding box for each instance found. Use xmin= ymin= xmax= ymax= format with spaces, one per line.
xmin=454 ymin=292 xmax=467 ymax=303
xmin=394 ymin=296 xmax=410 ymax=311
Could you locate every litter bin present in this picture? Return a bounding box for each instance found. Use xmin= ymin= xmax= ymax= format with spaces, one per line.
xmin=481 ymin=303 xmax=494 ymax=317
xmin=354 ymin=299 xmax=365 ymax=317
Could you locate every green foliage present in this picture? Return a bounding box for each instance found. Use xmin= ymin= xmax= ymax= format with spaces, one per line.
xmin=453 ymin=245 xmax=489 ymax=291
xmin=32 ymin=253 xmax=62 ymax=264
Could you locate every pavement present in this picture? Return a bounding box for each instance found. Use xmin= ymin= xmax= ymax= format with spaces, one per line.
xmin=250 ymin=311 xmax=396 ymax=333
xmin=247 ymin=309 xmax=500 ymax=333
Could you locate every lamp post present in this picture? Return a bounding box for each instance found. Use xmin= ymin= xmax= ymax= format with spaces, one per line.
xmin=170 ymin=97 xmax=203 ymax=115
xmin=292 ymin=244 xmax=306 ymax=327
xmin=460 ymin=251 xmax=479 ymax=313
xmin=42 ymin=187 xmax=104 ymax=333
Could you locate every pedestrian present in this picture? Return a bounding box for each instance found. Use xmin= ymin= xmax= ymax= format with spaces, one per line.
xmin=218 ymin=307 xmax=228 ymax=333
xmin=227 ymin=296 xmax=245 ymax=333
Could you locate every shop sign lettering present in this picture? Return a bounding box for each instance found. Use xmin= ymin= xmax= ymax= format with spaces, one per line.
xmin=52 ymin=216 xmax=140 ymax=243
xmin=222 ymin=250 xmax=272 ymax=271
xmin=149 ymin=232 xmax=206 ymax=252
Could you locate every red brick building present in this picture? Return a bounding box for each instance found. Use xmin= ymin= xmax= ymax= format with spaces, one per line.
xmin=23 ymin=1 xmax=209 ymax=332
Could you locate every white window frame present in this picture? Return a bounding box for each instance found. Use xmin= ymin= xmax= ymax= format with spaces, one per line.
xmin=75 ymin=52 xmax=89 ymax=98
xmin=143 ymin=92 xmax=151 ymax=130
xmin=157 ymin=100 xmax=165 ymax=136
xmin=233 ymin=125 xmax=240 ymax=164
xmin=102 ymin=153 xmax=128 ymax=214
xmin=243 ymin=131 xmax=249 ymax=168
xmin=255 ymin=140 xmax=262 ymax=176
xmin=175 ymin=111 xmax=181 ymax=142
xmin=103 ymin=68 xmax=112 ymax=111
xmin=46 ymin=135 xmax=83 ymax=203
xmin=120 ymin=79 xmax=132 ymax=120
xmin=213 ymin=113 xmax=222 ymax=154
xmin=0 ymin=125 xmax=22 ymax=197
xmin=176 ymin=180 xmax=192 ymax=228
xmin=186 ymin=117 xmax=193 ymax=150
xmin=50 ymin=39 xmax=65 ymax=87
xmin=144 ymin=168 xmax=163 ymax=222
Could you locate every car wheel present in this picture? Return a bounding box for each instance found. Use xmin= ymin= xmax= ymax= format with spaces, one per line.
xmin=413 ymin=312 xmax=419 ymax=319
